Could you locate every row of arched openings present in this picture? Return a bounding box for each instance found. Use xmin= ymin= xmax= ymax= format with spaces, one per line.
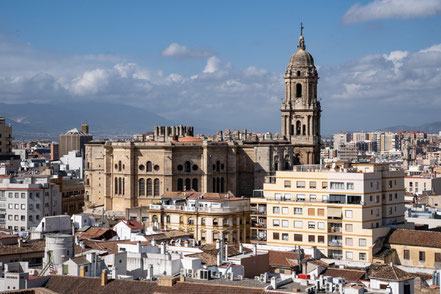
xmin=114 ymin=177 xmax=125 ymax=195
xmin=138 ymin=178 xmax=160 ymax=196
xmin=213 ymin=177 xmax=225 ymax=193
xmin=177 ymin=178 xmax=198 ymax=192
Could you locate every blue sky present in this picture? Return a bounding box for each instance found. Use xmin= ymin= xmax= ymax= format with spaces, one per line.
xmin=0 ymin=0 xmax=441 ymax=135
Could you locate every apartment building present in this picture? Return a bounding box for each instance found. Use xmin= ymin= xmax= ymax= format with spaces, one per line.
xmin=0 ymin=117 xmax=13 ymax=156
xmin=0 ymin=176 xmax=62 ymax=233
xmin=404 ymin=175 xmax=441 ymax=195
xmin=250 ymin=163 xmax=406 ymax=262
xmin=147 ymin=191 xmax=251 ymax=244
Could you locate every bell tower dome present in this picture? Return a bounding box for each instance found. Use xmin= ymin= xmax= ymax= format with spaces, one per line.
xmin=281 ymin=23 xmax=321 ymax=164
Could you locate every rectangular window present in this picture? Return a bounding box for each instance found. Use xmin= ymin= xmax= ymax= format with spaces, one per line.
xmin=296 ymin=194 xmax=305 ymax=201
xmin=294 ymin=207 xmax=303 ymax=215
xmin=322 ymin=182 xmax=328 ymax=189
xmin=318 ymin=208 xmax=324 ymax=216
xmin=14 ymin=204 xmax=19 ymax=210
xmin=21 ymin=193 xmax=25 ymax=198
xmin=284 ymin=180 xmax=291 ymax=188
xmin=308 ymin=221 xmax=315 ymax=229
xmin=284 ymin=193 xmax=291 ymax=200
xmin=273 ymin=219 xmax=280 ymax=227
xmin=345 ymin=224 xmax=353 ymax=232
xmin=376 ymin=195 xmax=379 ymax=203
xmin=282 ymin=207 xmax=289 ymax=214
xmin=294 ymin=234 xmax=303 ymax=242
xmin=296 ymin=181 xmax=305 ymax=188
xmin=14 ymin=215 xmax=18 ymax=221
xmin=8 ymin=192 xmax=12 ymax=198
xmin=21 ymin=215 xmax=25 ymax=221
xmin=29 ymin=215 xmax=33 ymax=221
xmin=359 ymin=253 xmax=366 ymax=261
xmin=282 ymin=233 xmax=289 ymax=241
xmin=317 ymin=222 xmax=325 ymax=230
xmin=345 ymin=210 xmax=353 ymax=218
xmin=294 ymin=221 xmax=303 ymax=228
xmin=346 ymin=251 xmax=353 ymax=260
xmin=346 ymin=182 xmax=354 ymax=190
xmin=346 ymin=238 xmax=353 ymax=246
xmin=359 ymin=238 xmax=366 ymax=247
xmin=318 ymin=236 xmax=325 ymax=243
xmin=330 ymin=182 xmax=344 ymax=189
xmin=14 ymin=193 xmax=19 ymax=198
xmin=273 ymin=206 xmax=280 ymax=214
xmin=8 ymin=203 xmax=13 ymax=209
xmin=275 ymin=193 xmax=282 ymax=200
xmin=310 ymin=194 xmax=317 ymax=201
xmin=308 ymin=235 xmax=315 ymax=243
xmin=273 ymin=232 xmax=280 ymax=240
xmin=21 ymin=204 xmax=25 ymax=210
xmin=404 ymin=250 xmax=410 ymax=260
xmin=419 ymin=251 xmax=425 ymax=261
xmin=308 ymin=208 xmax=315 ymax=216
xmin=282 ymin=220 xmax=288 ymax=227
xmin=435 ymin=253 xmax=441 ymax=263
xmin=309 ymin=181 xmax=316 ymax=189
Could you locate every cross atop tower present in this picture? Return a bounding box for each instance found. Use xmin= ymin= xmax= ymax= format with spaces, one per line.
xmin=300 ymin=22 xmax=304 ymax=36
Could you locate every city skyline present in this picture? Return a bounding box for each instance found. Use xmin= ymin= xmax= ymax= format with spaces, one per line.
xmin=0 ymin=0 xmax=441 ymax=136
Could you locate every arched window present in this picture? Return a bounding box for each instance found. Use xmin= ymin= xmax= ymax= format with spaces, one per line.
xmin=139 ymin=179 xmax=145 ymax=196
xmin=185 ymin=178 xmax=191 ymax=191
xmin=216 ymin=177 xmax=220 ymax=193
xmin=177 ymin=178 xmax=183 ymax=191
xmin=274 ymin=155 xmax=279 ymax=171
xmin=152 ymin=215 xmax=158 ymax=224
xmin=114 ymin=177 xmax=118 ymax=194
xmin=213 ymin=218 xmax=218 ymax=226
xmin=147 ymin=179 xmax=152 ymax=196
xmin=216 ymin=161 xmax=220 ymax=172
xmin=213 ymin=178 xmax=216 ymax=192
xmin=166 ymin=215 xmax=170 ymax=223
xmin=118 ymin=177 xmax=122 ymax=195
xmin=296 ymin=83 xmax=302 ymax=98
xmin=154 ymin=178 xmax=160 ymax=196
xmin=146 ymin=161 xmax=152 ymax=172
xmin=188 ymin=217 xmax=194 ymax=225
xmin=192 ymin=178 xmax=198 ymax=192
xmin=118 ymin=161 xmax=122 ymax=171
xmin=223 ymin=218 xmax=228 ymax=226
xmin=201 ymin=218 xmax=205 ymax=226
xmin=122 ymin=178 xmax=125 ymax=195
xmin=285 ymin=155 xmax=290 ymax=170
xmin=184 ymin=161 xmax=191 ymax=172
xmin=296 ymin=120 xmax=301 ymax=135
xmin=297 ymin=70 xmax=301 ymax=76
xmin=179 ymin=216 xmax=183 ymax=224
xmin=220 ymin=177 xmax=225 ymax=193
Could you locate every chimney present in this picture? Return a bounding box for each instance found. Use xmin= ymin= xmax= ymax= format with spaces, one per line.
xmin=217 ymin=251 xmax=222 ymax=266
xmin=101 ymin=269 xmax=108 ymax=286
xmin=216 ymin=239 xmax=220 ymax=249
xmin=239 ymin=243 xmax=243 ymax=254
xmin=151 ymin=239 xmax=156 ymax=246
xmin=271 ymin=277 xmax=277 ymax=289
xmin=147 ymin=264 xmax=154 ymax=280
xmin=161 ymin=242 xmax=166 ymax=255
xmin=253 ymin=243 xmax=257 ymax=255
xmin=137 ymin=241 xmax=142 ymax=253
xmin=224 ymin=243 xmax=228 ymax=261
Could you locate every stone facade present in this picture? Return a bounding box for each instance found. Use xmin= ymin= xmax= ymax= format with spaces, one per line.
xmin=84 ymin=30 xmax=322 ymax=212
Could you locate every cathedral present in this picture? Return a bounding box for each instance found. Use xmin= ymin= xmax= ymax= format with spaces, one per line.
xmin=84 ymin=29 xmax=321 ymax=212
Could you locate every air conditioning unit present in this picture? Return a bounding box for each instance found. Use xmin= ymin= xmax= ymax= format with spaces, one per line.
xmin=186 ymin=269 xmax=193 ymax=277
xmin=237 ymin=275 xmax=243 ymax=280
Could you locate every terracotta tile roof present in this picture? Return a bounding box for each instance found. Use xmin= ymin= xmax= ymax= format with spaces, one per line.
xmin=322 ymin=268 xmax=366 ymax=282
xmin=388 ymin=229 xmax=441 ymax=249
xmin=76 ymin=227 xmax=117 ymax=240
xmin=71 ymin=256 xmax=90 ymax=266
xmin=187 ymin=244 xmax=252 ymax=266
xmin=161 ymin=191 xmax=239 ymax=200
xmin=116 ymin=220 xmax=144 ymax=230
xmin=44 ymin=275 xmax=282 ymax=294
xmin=307 ymin=259 xmax=329 ymax=267
xmin=0 ymin=240 xmax=45 ymax=256
xmin=0 ymin=232 xmax=18 ymax=240
xmin=368 ymin=264 xmax=412 ymax=281
xmin=268 ymin=251 xmax=310 ymax=268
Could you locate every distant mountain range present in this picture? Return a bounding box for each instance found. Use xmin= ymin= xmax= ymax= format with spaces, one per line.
xmin=1 ymin=102 xmax=173 ymax=140
xmin=381 ymin=121 xmax=441 ymax=134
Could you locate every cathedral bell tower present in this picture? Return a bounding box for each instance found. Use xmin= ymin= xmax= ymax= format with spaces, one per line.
xmin=281 ymin=24 xmax=321 ymax=164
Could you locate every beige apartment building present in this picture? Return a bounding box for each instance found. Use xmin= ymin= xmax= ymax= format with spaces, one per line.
xmin=404 ymin=175 xmax=441 ymax=195
xmin=146 ymin=191 xmax=251 ymax=244
xmin=250 ymin=163 xmax=406 ymax=262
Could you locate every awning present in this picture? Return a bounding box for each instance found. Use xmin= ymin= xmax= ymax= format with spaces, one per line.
xmin=327 ymin=207 xmax=342 ymax=218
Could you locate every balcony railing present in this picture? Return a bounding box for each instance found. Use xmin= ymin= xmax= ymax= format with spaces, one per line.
xmin=149 ymin=204 xmax=247 ymax=213
xmin=328 ymin=240 xmax=343 ymax=247
xmin=251 ymin=223 xmax=267 ymax=229
xmin=251 ymin=236 xmax=267 ymax=241
xmin=251 ymin=209 xmax=267 ymax=215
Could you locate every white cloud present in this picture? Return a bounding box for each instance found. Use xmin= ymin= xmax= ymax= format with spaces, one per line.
xmin=343 ymin=0 xmax=441 ymax=24
xmin=161 ymin=42 xmax=214 ymax=58
xmin=203 ymin=56 xmax=221 ymax=73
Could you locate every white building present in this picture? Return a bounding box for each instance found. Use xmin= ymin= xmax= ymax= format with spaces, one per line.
xmin=113 ymin=220 xmax=145 ymax=240
xmin=59 ymin=150 xmax=84 ymax=179
xmin=31 ymin=215 xmax=72 ymax=239
xmin=71 ymin=213 xmax=96 ymax=230
xmin=0 ymin=176 xmax=62 ymax=233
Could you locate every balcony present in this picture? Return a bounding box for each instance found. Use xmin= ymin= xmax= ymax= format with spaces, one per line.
xmin=251 ymin=222 xmax=267 ymax=229
xmin=149 ymin=204 xmax=247 ymax=213
xmin=251 ymin=235 xmax=267 ymax=242
xmin=328 ymin=224 xmax=342 ymax=234
xmin=251 ymin=208 xmax=267 ymax=215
